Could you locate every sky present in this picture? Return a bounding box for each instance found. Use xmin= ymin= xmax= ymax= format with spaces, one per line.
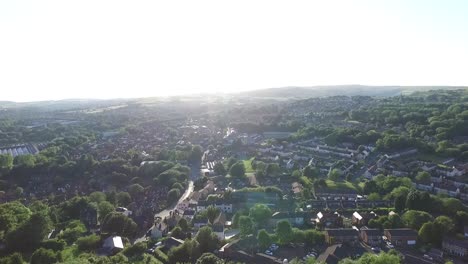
xmin=0 ymin=0 xmax=467 ymax=102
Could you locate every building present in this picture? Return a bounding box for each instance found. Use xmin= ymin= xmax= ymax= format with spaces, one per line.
xmin=352 ymin=211 xmax=377 ymax=226
xmin=269 ymin=211 xmax=306 ymax=227
xmin=316 ymin=212 xmax=343 ymax=228
xmin=102 ymin=236 xmax=124 ymax=256
xmin=442 ymin=237 xmax=468 ymax=258
xmin=384 ymin=229 xmax=418 ymax=246
xmin=360 ymin=228 xmax=382 ymax=246
xmin=151 ymin=219 xmax=168 ymax=239
xmin=324 ymin=229 xmax=359 ymax=245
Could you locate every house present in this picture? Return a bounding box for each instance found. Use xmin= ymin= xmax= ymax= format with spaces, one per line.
xmin=442 ymin=237 xmax=468 ymax=258
xmin=360 ymin=227 xmax=382 ymax=246
xmin=151 ymin=218 xmax=168 ymax=238
xmin=102 ymin=236 xmax=124 ymax=255
xmin=352 ymin=211 xmax=377 ymax=226
xmin=214 ymin=201 xmax=233 ymax=213
xmin=183 ymin=209 xmax=196 ymax=221
xmin=324 ymin=229 xmax=359 ymax=245
xmin=316 ymin=212 xmax=343 ymax=228
xmin=177 ymin=198 xmax=191 ymax=211
xmin=384 ymin=229 xmax=418 ymax=246
xmin=164 ymin=237 xmax=184 ymax=251
xmin=427 ymin=248 xmax=444 ymax=262
xmin=291 ymin=182 xmax=303 ymax=196
xmin=212 ymin=223 xmax=225 ymax=240
xmin=193 ymin=218 xmax=209 ymax=230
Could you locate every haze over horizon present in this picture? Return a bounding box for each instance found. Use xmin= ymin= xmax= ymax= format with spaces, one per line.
xmin=1 ymin=0 xmax=468 ymax=102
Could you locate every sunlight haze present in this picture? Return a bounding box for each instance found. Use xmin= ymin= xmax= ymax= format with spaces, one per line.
xmin=1 ymin=0 xmax=467 ymax=101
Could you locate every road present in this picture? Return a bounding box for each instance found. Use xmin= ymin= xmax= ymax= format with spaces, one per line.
xmin=133 ymin=164 xmax=199 ymax=244
xmin=154 ymin=180 xmax=194 ymax=220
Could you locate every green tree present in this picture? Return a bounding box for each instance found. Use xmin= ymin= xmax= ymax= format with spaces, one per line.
xmin=101 ymin=212 xmax=137 ymax=237
xmin=213 ymin=162 xmax=226 ymax=176
xmin=76 ymin=234 xmax=101 ymax=251
xmin=195 ymin=226 xmax=219 ymax=253
xmin=168 ymin=188 xmax=181 ymax=204
xmin=418 ymin=222 xmax=434 ymax=244
xmin=257 ymin=229 xmax=272 ymax=250
xmin=415 ymin=171 xmax=431 ymax=182
xmin=367 ymin=193 xmax=381 ymax=201
xmin=402 ymin=210 xmax=433 ymax=230
xmin=89 ymin=191 xmax=107 ymax=203
xmin=275 ymin=220 xmax=293 ymax=244
xmin=30 ymin=248 xmax=60 ymax=264
xmin=249 ymin=204 xmax=272 ymax=226
xmin=98 ymin=201 xmax=115 ymax=222
xmin=239 ymin=216 xmax=254 ymax=237
xmin=196 ymin=253 xmax=223 ymax=264
xmin=116 ymin=192 xmax=132 ymax=207
xmin=328 ymin=168 xmax=342 ymax=181
xmin=206 ymin=206 xmax=220 ymax=224
xmin=229 ymin=161 xmax=246 ymax=178
xmin=303 ymin=165 xmax=319 ymax=178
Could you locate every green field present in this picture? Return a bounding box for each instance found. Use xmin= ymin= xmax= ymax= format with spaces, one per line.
xmin=325 ymin=180 xmax=362 ymax=192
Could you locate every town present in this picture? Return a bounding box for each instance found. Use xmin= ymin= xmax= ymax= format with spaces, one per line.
xmin=0 ymin=88 xmax=467 ymax=264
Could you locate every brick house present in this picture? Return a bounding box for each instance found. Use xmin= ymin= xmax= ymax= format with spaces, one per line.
xmin=360 ymin=228 xmax=382 ymax=246
xmin=384 ymin=229 xmax=418 ymax=246
xmin=442 ymin=237 xmax=468 ymax=258
xmin=324 ymin=229 xmax=359 ymax=245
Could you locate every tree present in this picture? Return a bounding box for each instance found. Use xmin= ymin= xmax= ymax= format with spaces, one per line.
xmin=415 ymin=171 xmax=431 ymax=182
xmin=257 ymin=229 xmax=272 ymax=250
xmin=229 ymin=161 xmax=246 ymax=178
xmin=196 ymin=253 xmax=223 ymax=264
xmin=0 ymin=154 xmax=13 ymax=175
xmin=58 ymin=220 xmax=86 ymax=244
xmin=168 ymin=239 xmax=200 ymax=264
xmin=303 ymin=165 xmax=319 ymax=178
xmin=6 ymin=212 xmax=52 ymax=251
xmin=304 ymin=229 xmax=325 ymax=246
xmin=402 ymin=210 xmax=433 ymax=230
xmin=213 ymin=162 xmax=226 ymax=176
xmin=30 ymin=248 xmax=60 ymax=264
xmin=89 ymin=191 xmax=107 ymax=203
xmin=394 ymin=194 xmax=407 ymax=212
xmin=249 ymin=204 xmax=272 ymax=226
xmin=363 ymin=180 xmax=379 ymax=195
xmin=128 ymin=184 xmax=144 ymax=198
xmin=171 ymin=226 xmax=186 ymax=240
xmin=275 ymin=220 xmax=293 ymax=244
xmin=367 ymin=193 xmax=381 ymax=201
xmin=178 ymin=218 xmax=189 ymax=232
xmin=76 ymin=234 xmax=101 ymax=251
xmin=328 ymin=168 xmax=341 ymax=181
xmin=419 ymin=222 xmax=434 ymax=244
xmin=206 ymin=206 xmax=220 ymax=224
xmin=195 ymin=226 xmax=219 ymax=253
xmin=168 ymin=188 xmax=181 ymax=204
xmin=405 ymin=189 xmax=432 ymax=211
xmin=101 ymin=212 xmax=137 ymax=237
xmin=239 ymin=216 xmax=254 ymax=237
xmin=0 ymin=252 xmax=24 ymax=264
xmin=116 ymin=192 xmax=132 ymax=207
xmin=190 ymin=145 xmax=204 ymax=163
xmin=98 ymin=201 xmax=115 ymax=222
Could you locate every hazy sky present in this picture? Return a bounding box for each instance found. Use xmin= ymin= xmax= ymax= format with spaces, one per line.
xmin=1 ymin=0 xmax=467 ymax=101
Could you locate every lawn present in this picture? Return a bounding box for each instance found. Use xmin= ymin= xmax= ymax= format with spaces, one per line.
xmin=243 ymin=157 xmax=255 ymax=173
xmin=325 ymin=180 xmax=362 ymax=192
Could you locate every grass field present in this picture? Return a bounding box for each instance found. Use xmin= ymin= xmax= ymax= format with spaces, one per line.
xmin=325 ymin=179 xmax=362 ymax=192
xmin=243 ymin=157 xmax=255 ymax=173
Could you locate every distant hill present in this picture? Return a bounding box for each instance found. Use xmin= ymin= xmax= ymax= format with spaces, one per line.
xmin=235 ymin=85 xmax=468 ymax=99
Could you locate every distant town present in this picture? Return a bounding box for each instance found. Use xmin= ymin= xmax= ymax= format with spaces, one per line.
xmin=0 ymin=88 xmax=467 ymax=264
